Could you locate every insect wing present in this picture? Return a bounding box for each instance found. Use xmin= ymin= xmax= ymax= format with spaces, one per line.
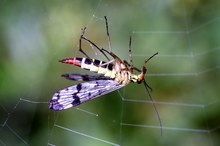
xmin=49 ymin=80 xmax=125 ymax=111
xmin=61 ymin=73 xmax=112 ymax=81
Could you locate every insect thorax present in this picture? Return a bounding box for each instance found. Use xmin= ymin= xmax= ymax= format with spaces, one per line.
xmin=113 ymin=70 xmax=130 ymax=85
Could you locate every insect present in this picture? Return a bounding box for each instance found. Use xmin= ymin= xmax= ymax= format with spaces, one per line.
xmin=49 ymin=16 xmax=161 ymax=133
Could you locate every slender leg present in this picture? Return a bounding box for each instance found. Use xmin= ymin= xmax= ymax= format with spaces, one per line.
xmin=78 ymin=16 xmax=125 ymax=64
xmin=104 ymin=16 xmax=112 ymax=52
xmin=143 ymin=79 xmax=162 ymax=136
xmin=81 ymin=36 xmax=111 ymax=61
xmin=79 ymin=27 xmax=90 ymax=59
xmin=129 ymin=36 xmax=133 ymax=69
xmin=79 ymin=26 xmax=111 ymax=61
xmin=80 ymin=16 xmax=123 ymax=62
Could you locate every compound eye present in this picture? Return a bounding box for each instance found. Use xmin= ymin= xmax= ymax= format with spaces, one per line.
xmin=137 ymin=79 xmax=143 ymax=84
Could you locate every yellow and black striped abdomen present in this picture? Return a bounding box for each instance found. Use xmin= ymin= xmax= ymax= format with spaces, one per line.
xmin=60 ymin=57 xmax=115 ymax=78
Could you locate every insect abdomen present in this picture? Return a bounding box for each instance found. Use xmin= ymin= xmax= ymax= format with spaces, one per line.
xmin=60 ymin=57 xmax=115 ymax=77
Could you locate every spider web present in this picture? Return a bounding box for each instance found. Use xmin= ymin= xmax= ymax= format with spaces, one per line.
xmin=1 ymin=0 xmax=220 ymax=146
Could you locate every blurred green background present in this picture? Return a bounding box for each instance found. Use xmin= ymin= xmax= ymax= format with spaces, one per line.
xmin=0 ymin=0 xmax=220 ymax=145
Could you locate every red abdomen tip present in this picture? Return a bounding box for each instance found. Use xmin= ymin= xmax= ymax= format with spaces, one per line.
xmin=59 ymin=58 xmax=81 ymax=66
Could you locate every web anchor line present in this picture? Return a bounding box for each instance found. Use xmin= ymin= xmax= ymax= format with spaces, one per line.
xmin=55 ymin=124 xmax=120 ymax=146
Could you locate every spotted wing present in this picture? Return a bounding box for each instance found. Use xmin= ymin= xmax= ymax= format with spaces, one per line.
xmin=49 ymin=80 xmax=125 ymax=111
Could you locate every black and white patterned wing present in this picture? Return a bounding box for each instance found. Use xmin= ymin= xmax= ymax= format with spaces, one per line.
xmin=49 ymin=80 xmax=125 ymax=111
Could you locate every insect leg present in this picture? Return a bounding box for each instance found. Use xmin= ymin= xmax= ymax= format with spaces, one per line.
xmin=79 ymin=27 xmax=91 ymax=59
xmin=129 ymin=36 xmax=133 ymax=69
xmin=143 ymin=79 xmax=162 ymax=136
xmin=102 ymin=16 xmax=124 ymax=63
xmin=104 ymin=16 xmax=112 ymax=52
xmin=81 ymin=16 xmax=120 ymax=62
xmin=80 ymin=16 xmax=125 ymax=64
xmin=79 ymin=26 xmax=111 ymax=62
xmin=80 ymin=36 xmax=111 ymax=61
